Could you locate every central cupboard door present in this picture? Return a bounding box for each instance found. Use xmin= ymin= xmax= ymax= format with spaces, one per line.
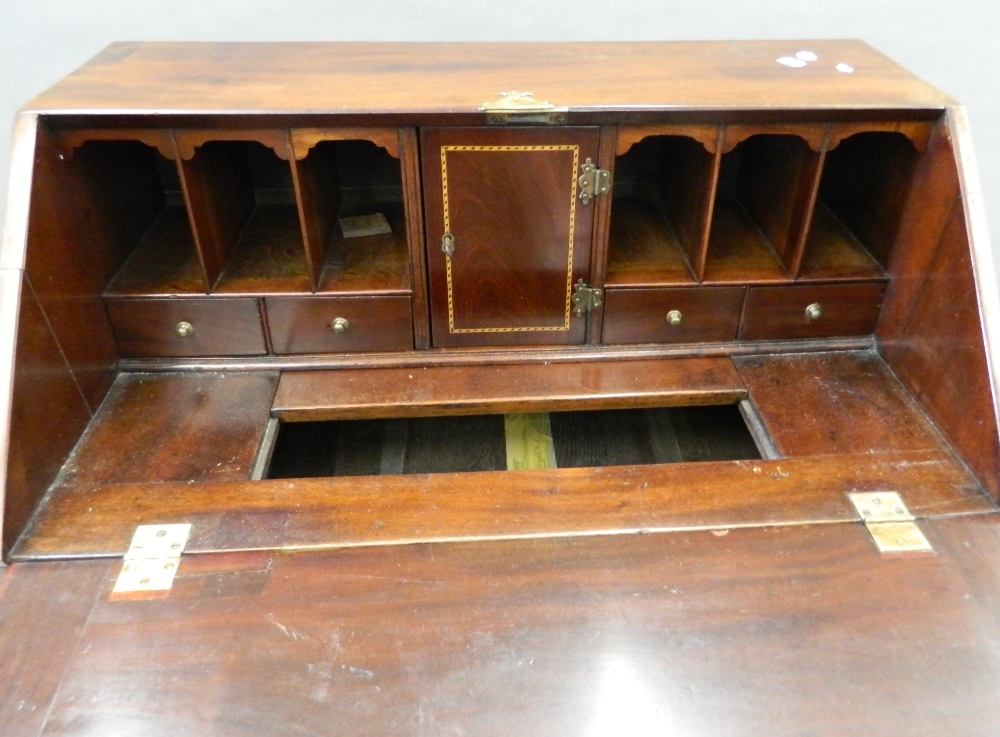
xmin=422 ymin=127 xmax=601 ymax=347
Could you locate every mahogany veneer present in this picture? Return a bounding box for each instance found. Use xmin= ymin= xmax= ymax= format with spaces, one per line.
xmin=271 ymin=357 xmax=746 ymax=421
xmin=2 ymin=40 xmax=1000 ymax=737
xmin=6 ymin=519 xmax=1000 ymax=736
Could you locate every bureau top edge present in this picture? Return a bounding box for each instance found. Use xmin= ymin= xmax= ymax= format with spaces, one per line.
xmin=29 ymin=108 xmax=947 ymax=132
xmin=22 ymin=40 xmax=954 ymax=116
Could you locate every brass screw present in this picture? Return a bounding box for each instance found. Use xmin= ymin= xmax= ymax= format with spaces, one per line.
xmin=666 ymin=310 xmax=683 ymax=327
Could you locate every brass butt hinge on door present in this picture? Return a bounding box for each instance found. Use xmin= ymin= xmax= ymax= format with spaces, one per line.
xmin=578 ymin=158 xmax=611 ymax=204
xmin=572 ymin=280 xmax=603 ymax=317
xmin=848 ymin=492 xmax=933 ymax=554
xmin=113 ymin=523 xmax=192 ymax=593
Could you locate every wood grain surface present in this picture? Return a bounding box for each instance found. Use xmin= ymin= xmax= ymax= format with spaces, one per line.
xmin=583 ymin=126 xmax=617 ymax=344
xmin=703 ymin=198 xmax=791 ymax=284
xmin=103 ymin=206 xmax=208 ymax=296
xmin=178 ymin=140 xmax=256 ymax=287
xmin=4 ymin=276 xmax=93 ymax=555
xmin=798 ymin=202 xmax=887 ymax=282
xmin=605 ymin=199 xmax=699 ymax=287
xmin=105 ymin=297 xmax=267 ymax=358
xmin=211 ymin=205 xmax=311 ymax=295
xmin=317 ymin=206 xmax=411 ymax=295
xmin=876 ymin=120 xmax=961 ymax=341
xmin=601 ymin=286 xmax=745 ymax=344
xmin=0 ymin=559 xmax=109 ymax=737
xmin=52 ymin=372 xmax=278 ymax=488
xmin=740 ymin=282 xmax=885 ymax=340
xmin=8 ymin=515 xmax=1000 ymax=736
xmin=827 ymin=119 xmax=935 ymax=152
xmin=25 ymin=41 xmax=952 ymax=115
xmin=175 ymin=128 xmax=292 ymax=161
xmin=882 ymin=200 xmax=1000 ymax=500
xmin=113 ymin=337 xmax=880 ymax=374
xmin=13 ymin=448 xmax=990 ymax=560
xmin=722 ymin=122 xmax=828 ymax=153
xmin=731 ymin=132 xmax=823 ymax=274
xmin=399 ymin=127 xmax=432 ymax=348
xmin=735 ymin=350 xmax=949 ymax=456
xmin=290 ymin=127 xmax=400 ymax=160
xmin=272 ymin=357 xmax=746 ymax=421
xmin=50 ymin=127 xmax=177 ymax=160
xmin=23 ymin=127 xmax=133 ymax=410
xmin=611 ymin=132 xmax=719 ymax=280
xmin=875 ymin=114 xmax=1000 ymax=501
xmin=816 ymin=130 xmax=918 ymax=266
xmin=421 ymin=127 xmax=599 ymax=347
xmin=265 ymin=295 xmax=413 ymax=354
xmin=616 ymin=123 xmax=721 ymax=156
xmin=2 ymin=42 xmax=998 ymax=737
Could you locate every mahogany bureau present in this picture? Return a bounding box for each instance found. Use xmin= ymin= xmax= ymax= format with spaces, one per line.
xmin=1 ymin=41 xmax=1000 ymax=736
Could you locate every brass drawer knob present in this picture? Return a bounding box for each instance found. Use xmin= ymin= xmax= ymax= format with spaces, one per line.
xmin=805 ymin=303 xmax=823 ymax=321
xmin=330 ymin=317 xmax=349 ymax=334
xmin=666 ymin=309 xmax=683 ymax=327
xmin=175 ymin=321 xmax=194 ymax=338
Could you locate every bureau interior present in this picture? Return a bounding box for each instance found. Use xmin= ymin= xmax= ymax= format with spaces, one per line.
xmin=58 ymin=132 xmax=410 ymax=300
xmin=607 ymin=130 xmax=912 ymax=287
xmin=9 ymin=112 xmax=998 ymax=559
xmin=42 ymin=123 xmax=926 ymax=361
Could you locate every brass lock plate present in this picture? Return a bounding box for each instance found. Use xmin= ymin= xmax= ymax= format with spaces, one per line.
xmin=480 ymin=91 xmax=568 ymax=125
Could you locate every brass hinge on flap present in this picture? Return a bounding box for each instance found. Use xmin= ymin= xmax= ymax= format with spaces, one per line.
xmin=848 ymin=492 xmax=933 ymax=554
xmin=113 ymin=523 xmax=192 ymax=593
xmin=578 ymin=158 xmax=611 ymax=205
xmin=480 ymin=91 xmax=568 ymax=125
xmin=572 ymin=280 xmax=603 ymax=317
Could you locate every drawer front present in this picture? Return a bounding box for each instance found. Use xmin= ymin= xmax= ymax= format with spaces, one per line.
xmin=106 ymin=298 xmax=267 ymax=358
xmin=265 ymin=296 xmax=413 ymax=354
xmin=741 ymin=283 xmax=886 ymax=341
xmin=602 ymin=287 xmax=746 ymax=344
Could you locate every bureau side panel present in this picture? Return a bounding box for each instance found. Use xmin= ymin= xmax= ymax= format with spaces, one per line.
xmin=2 ymin=273 xmax=92 ymax=557
xmin=22 ymin=121 xmax=122 ymax=411
xmin=877 ymin=109 xmax=1000 ymax=500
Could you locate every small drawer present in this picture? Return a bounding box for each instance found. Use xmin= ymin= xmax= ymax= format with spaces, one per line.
xmin=602 ymin=287 xmax=746 ymax=344
xmin=741 ymin=283 xmax=886 ymax=341
xmin=106 ymin=297 xmax=267 ymax=358
xmin=265 ymin=296 xmax=413 ymax=354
